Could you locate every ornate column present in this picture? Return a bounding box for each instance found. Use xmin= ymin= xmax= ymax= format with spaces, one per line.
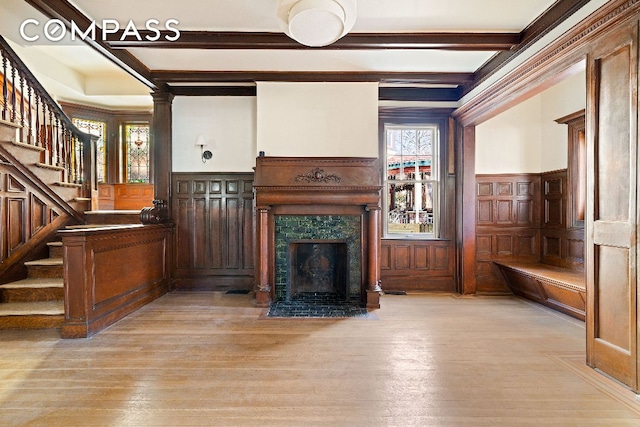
xmin=255 ymin=206 xmax=271 ymax=307
xmin=365 ymin=204 xmax=382 ymax=308
xmin=151 ymin=90 xmax=174 ymax=218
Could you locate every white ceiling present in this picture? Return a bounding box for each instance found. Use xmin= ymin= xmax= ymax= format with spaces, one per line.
xmin=0 ymin=0 xmax=570 ymax=109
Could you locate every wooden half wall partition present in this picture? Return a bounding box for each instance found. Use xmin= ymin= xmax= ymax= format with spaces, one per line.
xmin=60 ymin=224 xmax=173 ymax=338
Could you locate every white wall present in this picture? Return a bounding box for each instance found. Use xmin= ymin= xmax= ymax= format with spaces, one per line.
xmin=540 ymin=71 xmax=586 ymax=171
xmin=476 ymin=95 xmax=543 ymax=174
xmin=256 ymin=82 xmax=379 ymax=157
xmin=172 ymin=97 xmax=257 ymax=172
xmin=475 ymin=70 xmax=586 ymax=174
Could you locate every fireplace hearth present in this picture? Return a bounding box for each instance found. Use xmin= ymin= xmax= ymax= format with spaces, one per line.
xmin=253 ymin=157 xmax=382 ymax=309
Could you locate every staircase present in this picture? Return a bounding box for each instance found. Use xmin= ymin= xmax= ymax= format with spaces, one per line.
xmin=0 ymin=241 xmax=64 ymax=329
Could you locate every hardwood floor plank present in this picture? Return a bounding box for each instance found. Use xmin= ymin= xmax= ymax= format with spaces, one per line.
xmin=0 ymin=293 xmax=639 ymax=426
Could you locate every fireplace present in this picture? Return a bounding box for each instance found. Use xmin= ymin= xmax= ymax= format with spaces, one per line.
xmin=253 ymin=157 xmax=382 ymax=309
xmin=289 ymin=241 xmax=348 ymax=299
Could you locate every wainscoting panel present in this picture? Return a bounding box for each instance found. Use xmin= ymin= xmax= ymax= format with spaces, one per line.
xmin=475 ymin=174 xmax=541 ymax=293
xmin=476 ymin=171 xmax=585 ymax=293
xmin=172 ymin=173 xmax=254 ymax=291
xmin=380 ymin=239 xmax=455 ymax=292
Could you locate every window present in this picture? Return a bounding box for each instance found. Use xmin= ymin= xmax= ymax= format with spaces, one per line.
xmin=556 ymin=110 xmax=585 ymax=228
xmin=124 ymin=123 xmax=150 ymax=183
xmin=72 ymin=118 xmax=106 ymax=183
xmin=384 ymin=125 xmax=439 ymax=237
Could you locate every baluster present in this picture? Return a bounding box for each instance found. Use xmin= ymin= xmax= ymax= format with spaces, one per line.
xmin=42 ymin=99 xmax=49 ymax=164
xmin=47 ymin=108 xmax=53 ymax=164
xmin=34 ymin=93 xmax=40 ymax=147
xmin=19 ymin=73 xmax=25 ymax=142
xmin=10 ymin=63 xmax=16 ymax=122
xmin=26 ymin=83 xmax=32 ymax=145
xmin=61 ymin=124 xmax=69 ymax=182
xmin=79 ymin=136 xmax=84 ymax=184
xmin=54 ymin=115 xmax=60 ymax=166
xmin=2 ymin=51 xmax=7 ymax=121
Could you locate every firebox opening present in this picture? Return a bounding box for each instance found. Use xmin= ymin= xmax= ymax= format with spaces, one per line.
xmin=289 ymin=241 xmax=348 ymax=301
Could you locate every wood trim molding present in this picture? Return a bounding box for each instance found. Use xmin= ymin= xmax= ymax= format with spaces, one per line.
xmin=106 ymin=31 xmax=520 ymax=51
xmin=455 ymin=0 xmax=640 ymax=126
xmin=470 ymin=0 xmax=592 ymax=94
xmin=152 ymin=71 xmax=474 ymax=85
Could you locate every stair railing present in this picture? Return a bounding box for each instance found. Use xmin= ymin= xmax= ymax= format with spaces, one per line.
xmin=0 ymin=36 xmax=94 ymax=199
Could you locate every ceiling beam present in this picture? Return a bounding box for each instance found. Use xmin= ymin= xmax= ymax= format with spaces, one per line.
xmin=106 ymin=31 xmax=520 ymax=51
xmin=23 ymin=0 xmax=160 ymax=90
xmin=152 ymin=71 xmax=474 ymax=86
xmin=379 ymin=87 xmax=461 ymax=102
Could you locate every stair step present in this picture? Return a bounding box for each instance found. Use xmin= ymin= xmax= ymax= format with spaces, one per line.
xmin=24 ymin=258 xmax=63 ymax=279
xmin=47 ymin=241 xmax=63 ymax=258
xmin=0 ymin=301 xmax=64 ymax=329
xmin=0 ymin=278 xmax=64 ymax=302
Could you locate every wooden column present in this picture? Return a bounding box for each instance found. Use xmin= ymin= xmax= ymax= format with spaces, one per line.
xmin=460 ymin=124 xmax=477 ymax=294
xmin=255 ymin=206 xmax=271 ymax=307
xmin=366 ymin=205 xmax=381 ymax=308
xmin=151 ymin=91 xmax=174 ymax=216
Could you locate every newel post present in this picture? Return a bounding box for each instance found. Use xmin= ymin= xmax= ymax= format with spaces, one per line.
xmin=365 ymin=204 xmax=382 ymax=308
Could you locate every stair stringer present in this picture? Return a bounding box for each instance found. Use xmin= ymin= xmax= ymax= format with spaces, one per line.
xmin=0 ymin=144 xmax=81 ymax=285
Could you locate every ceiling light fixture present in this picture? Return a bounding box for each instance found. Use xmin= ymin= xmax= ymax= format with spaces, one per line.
xmin=277 ymin=0 xmax=357 ymax=47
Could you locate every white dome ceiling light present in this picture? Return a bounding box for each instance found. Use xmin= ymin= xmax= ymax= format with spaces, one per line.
xmin=277 ymin=0 xmax=357 ymax=47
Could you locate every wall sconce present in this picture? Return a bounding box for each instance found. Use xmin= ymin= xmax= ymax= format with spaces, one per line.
xmin=196 ymin=135 xmax=213 ymax=163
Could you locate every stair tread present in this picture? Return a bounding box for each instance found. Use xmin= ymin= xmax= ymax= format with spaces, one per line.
xmin=0 ymin=278 xmax=63 ymax=289
xmin=0 ymin=301 xmax=64 ymax=316
xmin=47 ymin=241 xmax=63 ymax=247
xmin=24 ymin=258 xmax=63 ymax=267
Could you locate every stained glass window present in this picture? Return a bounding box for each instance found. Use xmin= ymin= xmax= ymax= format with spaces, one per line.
xmin=385 ymin=125 xmax=439 ymax=237
xmin=72 ymin=118 xmax=106 ymax=183
xmin=125 ymin=124 xmax=150 ymax=183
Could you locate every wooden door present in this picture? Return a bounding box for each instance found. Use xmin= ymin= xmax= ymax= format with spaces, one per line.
xmin=586 ymin=22 xmax=638 ymax=390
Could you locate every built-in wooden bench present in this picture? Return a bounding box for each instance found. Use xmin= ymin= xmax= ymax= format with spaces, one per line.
xmin=494 ymin=261 xmax=586 ymax=321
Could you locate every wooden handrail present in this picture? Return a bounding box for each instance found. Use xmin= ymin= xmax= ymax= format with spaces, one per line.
xmin=0 ymin=35 xmax=93 ymax=195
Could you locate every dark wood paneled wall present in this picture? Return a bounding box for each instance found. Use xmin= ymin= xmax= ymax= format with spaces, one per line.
xmin=476 ymin=170 xmax=585 ymax=293
xmin=540 ymin=170 xmax=585 ymax=268
xmin=172 ymin=173 xmax=254 ymax=291
xmin=380 ymin=239 xmax=455 ymax=291
xmin=475 ymin=174 xmax=541 ymax=293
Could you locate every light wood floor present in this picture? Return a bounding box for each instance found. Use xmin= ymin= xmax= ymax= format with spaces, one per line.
xmin=1 ymin=292 xmax=640 ymax=426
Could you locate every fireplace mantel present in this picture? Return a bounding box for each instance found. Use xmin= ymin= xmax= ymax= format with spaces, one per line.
xmin=253 ymin=157 xmax=382 ymax=309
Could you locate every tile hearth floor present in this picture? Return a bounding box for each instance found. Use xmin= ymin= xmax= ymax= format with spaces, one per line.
xmin=267 ymin=292 xmax=369 ymax=318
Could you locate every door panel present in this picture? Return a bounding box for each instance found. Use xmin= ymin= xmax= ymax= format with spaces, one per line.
xmin=587 ymin=23 xmax=638 ymax=390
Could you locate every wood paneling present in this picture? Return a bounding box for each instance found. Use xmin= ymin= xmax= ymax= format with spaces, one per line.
xmin=476 ymin=171 xmax=586 ymax=294
xmin=60 ymin=224 xmax=172 ymax=338
xmin=380 ymin=239 xmax=455 ymax=292
xmin=540 ymin=170 xmax=584 ymax=268
xmin=172 ymin=173 xmax=254 ymax=291
xmin=97 ymin=183 xmax=154 ymax=210
xmin=587 ymin=22 xmax=638 ymax=391
xmin=475 ymin=174 xmax=541 ymax=293
xmin=0 ymin=146 xmax=74 ymax=285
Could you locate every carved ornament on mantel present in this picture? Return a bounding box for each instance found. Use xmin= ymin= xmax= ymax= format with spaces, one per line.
xmin=294 ymin=167 xmax=341 ymax=184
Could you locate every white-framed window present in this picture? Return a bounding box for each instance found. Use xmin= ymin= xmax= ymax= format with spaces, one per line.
xmin=384 ymin=124 xmax=439 ymax=238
